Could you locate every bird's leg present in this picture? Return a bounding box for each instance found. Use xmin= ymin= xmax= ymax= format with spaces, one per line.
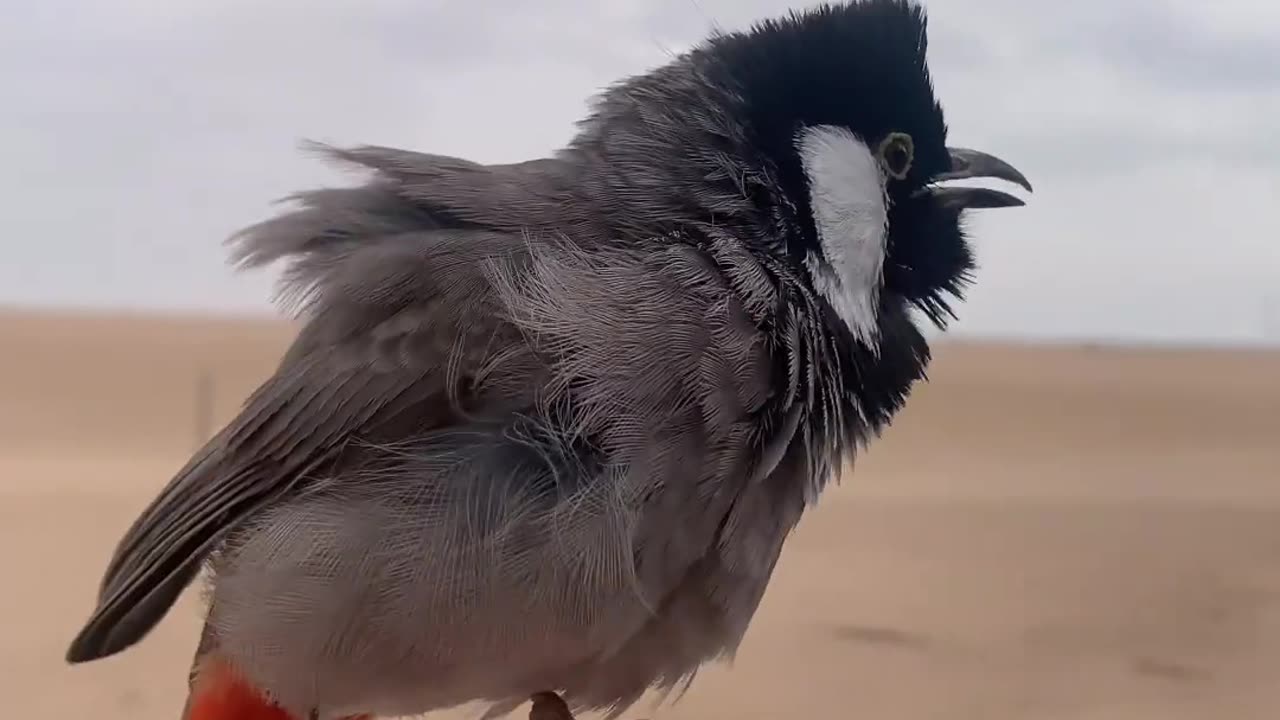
xmin=529 ymin=691 xmax=574 ymax=720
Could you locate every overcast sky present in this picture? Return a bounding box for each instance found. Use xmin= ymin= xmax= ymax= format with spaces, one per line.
xmin=3 ymin=0 xmax=1278 ymax=345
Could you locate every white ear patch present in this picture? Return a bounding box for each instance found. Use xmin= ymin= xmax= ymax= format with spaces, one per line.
xmin=796 ymin=124 xmax=890 ymax=346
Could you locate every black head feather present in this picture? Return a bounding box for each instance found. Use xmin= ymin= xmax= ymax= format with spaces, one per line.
xmin=697 ymin=0 xmax=971 ymax=327
xmin=702 ymin=0 xmax=951 ymax=200
xmin=564 ymin=0 xmax=976 ymax=331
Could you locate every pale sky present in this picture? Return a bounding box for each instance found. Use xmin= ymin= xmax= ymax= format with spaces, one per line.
xmin=3 ymin=0 xmax=1278 ymax=345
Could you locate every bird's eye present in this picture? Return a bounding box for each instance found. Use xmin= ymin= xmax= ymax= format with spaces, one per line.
xmin=877 ymin=132 xmax=914 ymax=180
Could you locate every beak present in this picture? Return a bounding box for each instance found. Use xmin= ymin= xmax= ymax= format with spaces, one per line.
xmin=919 ymin=147 xmax=1033 ymax=210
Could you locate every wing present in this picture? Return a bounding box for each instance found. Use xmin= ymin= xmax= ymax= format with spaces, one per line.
xmin=65 ymin=172 xmax=540 ymax=662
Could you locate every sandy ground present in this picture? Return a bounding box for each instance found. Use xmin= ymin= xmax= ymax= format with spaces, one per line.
xmin=3 ymin=307 xmax=1278 ymax=719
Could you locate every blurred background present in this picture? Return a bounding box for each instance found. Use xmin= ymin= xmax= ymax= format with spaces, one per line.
xmin=1 ymin=1 xmax=1277 ymax=719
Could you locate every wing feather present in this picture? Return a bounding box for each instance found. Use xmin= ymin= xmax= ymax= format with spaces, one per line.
xmin=66 ymin=222 xmax=531 ymax=663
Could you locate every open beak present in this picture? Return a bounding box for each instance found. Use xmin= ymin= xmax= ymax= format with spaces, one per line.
xmin=919 ymin=147 xmax=1033 ymax=209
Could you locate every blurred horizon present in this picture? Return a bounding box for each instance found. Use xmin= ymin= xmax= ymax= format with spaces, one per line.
xmin=4 ymin=299 xmax=1277 ymax=352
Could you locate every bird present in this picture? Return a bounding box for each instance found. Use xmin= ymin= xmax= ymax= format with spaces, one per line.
xmin=64 ymin=1 xmax=1032 ymax=719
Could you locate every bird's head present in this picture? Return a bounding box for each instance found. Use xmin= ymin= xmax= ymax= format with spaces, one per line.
xmin=566 ymin=0 xmax=1029 ymax=355
xmin=693 ymin=0 xmax=1033 ymax=343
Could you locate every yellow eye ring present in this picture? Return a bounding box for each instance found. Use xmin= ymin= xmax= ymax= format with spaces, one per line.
xmin=877 ymin=132 xmax=915 ymax=180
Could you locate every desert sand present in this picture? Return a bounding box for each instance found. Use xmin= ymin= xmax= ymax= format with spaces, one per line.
xmin=3 ymin=307 xmax=1278 ymax=719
